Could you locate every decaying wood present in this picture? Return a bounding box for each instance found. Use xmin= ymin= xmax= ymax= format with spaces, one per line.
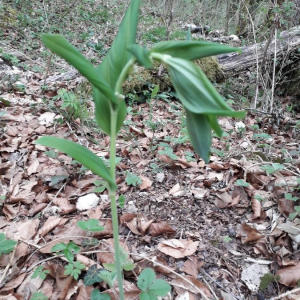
xmin=218 ymin=26 xmax=300 ymax=75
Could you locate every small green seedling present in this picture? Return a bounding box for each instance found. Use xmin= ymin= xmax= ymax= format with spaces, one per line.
xmin=284 ymin=193 xmax=299 ymax=202
xmin=77 ymin=219 xmax=104 ymax=232
xmin=36 ymin=1 xmax=245 ymax=298
xmin=0 ymin=233 xmax=17 ymax=256
xmin=64 ymin=260 xmax=85 ymax=280
xmin=31 ymin=266 xmax=50 ymax=280
xmin=137 ymin=268 xmax=171 ymax=300
xmin=118 ymin=194 xmax=126 ymax=208
xmin=289 ymin=206 xmax=300 ymax=220
xmin=84 ymin=264 xmax=116 ymax=287
xmin=30 ymin=292 xmax=48 ymax=300
xmin=260 ymin=163 xmax=285 ymax=175
xmin=223 ymin=236 xmax=232 ymax=243
xmin=158 ymin=146 xmax=178 ymax=160
xmin=235 ymin=179 xmax=249 ymax=187
xmin=125 ymin=172 xmax=142 ymax=187
xmin=51 ymin=241 xmax=80 ymax=262
xmin=254 ymin=194 xmax=265 ymax=202
xmin=91 ymin=289 xmax=111 ymax=300
xmin=259 ymin=273 xmax=280 ymax=290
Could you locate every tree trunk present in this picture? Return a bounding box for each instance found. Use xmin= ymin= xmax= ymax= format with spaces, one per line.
xmin=218 ymin=26 xmax=300 ymax=75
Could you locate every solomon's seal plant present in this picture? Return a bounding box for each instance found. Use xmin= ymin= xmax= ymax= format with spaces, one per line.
xmin=36 ymin=0 xmax=245 ymax=299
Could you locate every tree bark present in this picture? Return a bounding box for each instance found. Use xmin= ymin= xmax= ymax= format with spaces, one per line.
xmin=218 ymin=26 xmax=300 ymax=75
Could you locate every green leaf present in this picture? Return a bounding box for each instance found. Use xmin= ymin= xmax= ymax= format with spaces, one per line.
xmin=285 ymin=193 xmax=299 ymax=201
xmin=185 ymin=110 xmax=211 ymax=163
xmin=128 ymin=45 xmax=153 ymax=68
xmin=137 ymin=268 xmax=170 ymax=300
xmin=50 ymin=175 xmax=68 ymax=186
xmin=137 ymin=268 xmax=156 ymax=291
xmin=63 ymin=249 xmax=74 ymax=262
xmin=97 ymin=269 xmax=117 ymax=287
xmin=36 ymin=137 xmax=116 ymax=190
xmin=151 ymin=85 xmax=159 ymax=99
xmin=148 ymin=279 xmax=171 ymax=296
xmin=77 ymin=219 xmax=104 ymax=232
xmin=152 ymin=40 xmax=240 ymax=61
xmin=259 ymin=273 xmax=279 ymax=290
xmin=30 ymin=292 xmax=48 ymax=300
xmin=125 ymin=172 xmax=142 ymax=187
xmin=0 ymin=233 xmax=17 ymax=255
xmin=165 ymin=57 xmax=245 ymax=117
xmin=31 ymin=266 xmax=50 ymax=280
xmin=91 ymin=290 xmax=111 ymax=300
xmin=235 ymin=179 xmax=250 ymax=187
xmin=94 ymin=0 xmax=141 ymax=135
xmin=41 ymin=34 xmax=118 ymax=104
xmin=84 ymin=265 xmax=103 ymax=286
xmin=118 ymin=194 xmax=126 ymax=208
xmin=260 ymin=163 xmax=285 ymax=175
xmin=51 ymin=242 xmax=67 ymax=253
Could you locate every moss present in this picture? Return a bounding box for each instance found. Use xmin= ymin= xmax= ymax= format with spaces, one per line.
xmin=122 ymin=57 xmax=224 ymax=95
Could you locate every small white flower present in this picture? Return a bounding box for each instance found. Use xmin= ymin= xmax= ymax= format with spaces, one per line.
xmin=235 ymin=121 xmax=246 ymax=130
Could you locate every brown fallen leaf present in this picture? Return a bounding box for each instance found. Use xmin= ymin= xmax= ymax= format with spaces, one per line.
xmin=38 ymin=216 xmax=62 ymax=237
xmin=252 ymin=198 xmax=262 ymax=219
xmin=171 ymin=275 xmax=211 ymax=298
xmin=278 ymin=198 xmax=295 ymax=217
xmin=149 ymin=221 xmax=176 ymax=237
xmin=158 ymin=239 xmax=199 ymax=258
xmin=169 ymin=183 xmax=182 ymax=195
xmin=214 ymin=192 xmax=232 ymax=208
xmin=237 ymin=223 xmax=263 ymax=244
xmin=139 ymin=176 xmax=153 ymax=191
xmin=181 ymin=256 xmax=199 ymax=278
xmin=276 ymin=262 xmax=300 ymax=287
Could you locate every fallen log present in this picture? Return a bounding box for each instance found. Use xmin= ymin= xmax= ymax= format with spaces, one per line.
xmin=218 ymin=26 xmax=300 ymax=75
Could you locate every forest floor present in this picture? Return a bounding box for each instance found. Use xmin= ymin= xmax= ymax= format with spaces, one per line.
xmin=1 ymin=2 xmax=300 ymax=299
xmin=1 ymin=62 xmax=300 ymax=300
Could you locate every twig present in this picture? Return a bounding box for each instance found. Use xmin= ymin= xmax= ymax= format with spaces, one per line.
xmin=269 ymin=286 xmax=300 ymax=300
xmin=0 ymin=246 xmax=17 ymax=287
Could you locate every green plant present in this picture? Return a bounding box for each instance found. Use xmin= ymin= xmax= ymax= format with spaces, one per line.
xmin=51 ymin=241 xmax=80 ymax=262
xmin=289 ymin=206 xmax=300 ymax=221
xmin=235 ymin=179 xmax=249 ymax=187
xmin=30 ymin=292 xmax=48 ymax=300
xmin=77 ymin=219 xmax=105 ymax=232
xmin=0 ymin=233 xmax=17 ymax=256
xmin=260 ymin=163 xmax=285 ymax=175
xmin=31 ymin=266 xmax=50 ymax=280
xmin=125 ymin=172 xmax=142 ymax=187
xmin=36 ymin=1 xmax=245 ymax=298
xmin=64 ymin=260 xmax=85 ymax=280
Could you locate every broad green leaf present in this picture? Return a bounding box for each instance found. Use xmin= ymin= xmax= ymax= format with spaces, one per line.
xmin=151 ymin=85 xmax=159 ymax=99
xmin=63 ymin=249 xmax=74 ymax=262
xmin=235 ymin=179 xmax=250 ymax=187
xmin=140 ymin=292 xmax=156 ymax=300
xmin=149 ymin=279 xmax=171 ymax=296
xmin=36 ymin=137 xmax=116 ymax=189
xmin=93 ymin=88 xmax=127 ymax=135
xmin=185 ymin=110 xmax=211 ymax=163
xmin=77 ymin=219 xmax=104 ymax=232
xmin=152 ymin=40 xmax=240 ymax=61
xmin=137 ymin=268 xmax=156 ymax=291
xmin=41 ymin=34 xmax=118 ymax=104
xmin=84 ymin=265 xmax=103 ymax=286
xmin=285 ymin=193 xmax=299 ymax=201
xmin=260 ymin=163 xmax=285 ymax=175
xmin=128 ymin=45 xmax=153 ymax=68
xmin=118 ymin=194 xmax=126 ymax=208
xmin=94 ymin=0 xmax=140 ymax=135
xmin=0 ymin=233 xmax=17 ymax=255
xmin=91 ymin=290 xmax=111 ymax=300
xmin=259 ymin=273 xmax=279 ymax=290
xmin=165 ymin=57 xmax=245 ymax=117
xmin=51 ymin=242 xmax=67 ymax=253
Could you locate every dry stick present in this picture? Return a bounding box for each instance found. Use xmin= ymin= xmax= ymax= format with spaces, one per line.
xmin=270 ymin=25 xmax=278 ymax=113
xmin=0 ymin=247 xmax=16 ymax=287
xmin=269 ymin=286 xmax=300 ymax=300
xmin=241 ymin=0 xmax=260 ymax=109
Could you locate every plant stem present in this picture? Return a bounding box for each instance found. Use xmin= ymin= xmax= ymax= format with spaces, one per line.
xmin=109 ymin=108 xmax=125 ymax=300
